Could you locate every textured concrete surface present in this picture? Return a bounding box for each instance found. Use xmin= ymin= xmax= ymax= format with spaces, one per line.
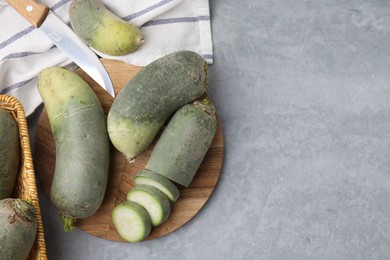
xmin=28 ymin=0 xmax=390 ymax=259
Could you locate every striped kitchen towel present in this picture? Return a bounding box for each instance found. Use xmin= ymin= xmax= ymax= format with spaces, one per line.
xmin=0 ymin=0 xmax=213 ymax=116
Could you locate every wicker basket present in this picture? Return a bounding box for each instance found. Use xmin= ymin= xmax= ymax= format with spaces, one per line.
xmin=0 ymin=94 xmax=47 ymax=260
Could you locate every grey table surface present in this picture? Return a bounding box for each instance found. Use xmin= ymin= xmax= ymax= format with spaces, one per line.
xmin=27 ymin=0 xmax=390 ymax=259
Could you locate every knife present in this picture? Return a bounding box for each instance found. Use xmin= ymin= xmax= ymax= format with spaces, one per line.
xmin=5 ymin=0 xmax=115 ymax=97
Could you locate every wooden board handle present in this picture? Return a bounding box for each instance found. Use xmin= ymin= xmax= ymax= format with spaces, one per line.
xmin=6 ymin=0 xmax=49 ymax=27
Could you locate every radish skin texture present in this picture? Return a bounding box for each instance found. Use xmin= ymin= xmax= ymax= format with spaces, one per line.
xmin=146 ymin=98 xmax=217 ymax=187
xmin=0 ymin=198 xmax=37 ymax=260
xmin=0 ymin=108 xmax=20 ymax=200
xmin=69 ymin=0 xmax=143 ymax=55
xmin=127 ymin=185 xmax=171 ymax=226
xmin=134 ymin=169 xmax=180 ymax=202
xmin=112 ymin=201 xmax=152 ymax=243
xmin=108 ymin=51 xmax=208 ymax=161
xmin=37 ymin=67 xmax=110 ymax=231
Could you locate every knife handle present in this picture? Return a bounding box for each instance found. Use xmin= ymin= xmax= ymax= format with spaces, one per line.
xmin=6 ymin=0 xmax=49 ymax=28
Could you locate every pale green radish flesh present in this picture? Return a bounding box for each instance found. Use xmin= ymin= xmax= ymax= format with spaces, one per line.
xmin=134 ymin=169 xmax=180 ymax=202
xmin=112 ymin=201 xmax=151 ymax=243
xmin=127 ymin=185 xmax=170 ymax=226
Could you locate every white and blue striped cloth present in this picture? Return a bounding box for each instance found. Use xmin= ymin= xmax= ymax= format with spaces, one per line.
xmin=0 ymin=0 xmax=213 ymax=116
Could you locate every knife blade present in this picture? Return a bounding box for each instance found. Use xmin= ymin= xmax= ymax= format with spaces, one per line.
xmin=5 ymin=0 xmax=115 ymax=97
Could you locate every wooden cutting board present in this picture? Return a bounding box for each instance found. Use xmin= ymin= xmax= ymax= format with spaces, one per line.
xmin=34 ymin=58 xmax=224 ymax=242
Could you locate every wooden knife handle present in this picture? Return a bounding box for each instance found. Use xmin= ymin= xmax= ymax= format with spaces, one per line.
xmin=6 ymin=0 xmax=49 ymax=28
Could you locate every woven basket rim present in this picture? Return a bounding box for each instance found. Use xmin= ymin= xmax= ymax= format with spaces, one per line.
xmin=0 ymin=94 xmax=48 ymax=260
